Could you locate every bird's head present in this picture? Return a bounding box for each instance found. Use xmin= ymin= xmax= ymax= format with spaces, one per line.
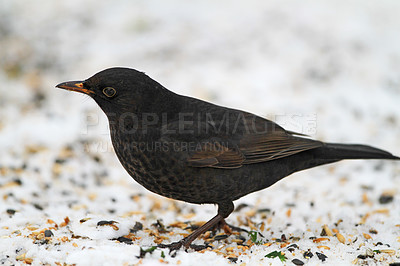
xmin=56 ymin=67 xmax=174 ymax=117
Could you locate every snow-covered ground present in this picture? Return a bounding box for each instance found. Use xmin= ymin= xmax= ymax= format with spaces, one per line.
xmin=1 ymin=0 xmax=400 ymax=265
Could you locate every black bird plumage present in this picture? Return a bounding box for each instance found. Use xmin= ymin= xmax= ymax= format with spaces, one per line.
xmin=57 ymin=67 xmax=399 ymax=250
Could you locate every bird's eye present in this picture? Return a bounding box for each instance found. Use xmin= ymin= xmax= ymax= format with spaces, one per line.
xmin=103 ymin=87 xmax=116 ymax=97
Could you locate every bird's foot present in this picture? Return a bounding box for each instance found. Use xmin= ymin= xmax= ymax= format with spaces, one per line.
xmin=158 ymin=240 xmax=211 ymax=252
xmin=186 ymin=243 xmax=212 ymax=251
xmin=158 ymin=214 xmax=225 ymax=253
xmin=158 ymin=240 xmax=184 ymax=251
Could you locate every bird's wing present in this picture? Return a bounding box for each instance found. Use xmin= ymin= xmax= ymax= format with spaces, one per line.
xmin=186 ymin=132 xmax=322 ymax=169
xmin=186 ymin=141 xmax=245 ymax=169
xmin=161 ymin=112 xmax=323 ymax=169
xmin=238 ymin=132 xmax=323 ymax=163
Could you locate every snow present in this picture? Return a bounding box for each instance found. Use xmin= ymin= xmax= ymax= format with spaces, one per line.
xmin=1 ymin=0 xmax=400 ymax=265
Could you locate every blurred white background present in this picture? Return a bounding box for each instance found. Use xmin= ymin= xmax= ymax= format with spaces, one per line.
xmin=1 ymin=1 xmax=400 ymax=265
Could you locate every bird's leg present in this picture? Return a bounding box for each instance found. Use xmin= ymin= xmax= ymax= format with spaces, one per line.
xmin=158 ymin=201 xmax=234 ymax=252
xmin=181 ymin=214 xmax=224 ymax=248
xmin=214 ymin=201 xmax=248 ymax=234
xmin=216 ymin=219 xmax=232 ymax=234
xmin=158 ymin=213 xmax=224 ymax=251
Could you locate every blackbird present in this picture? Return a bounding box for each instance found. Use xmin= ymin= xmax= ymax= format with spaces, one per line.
xmin=57 ymin=67 xmax=399 ymax=250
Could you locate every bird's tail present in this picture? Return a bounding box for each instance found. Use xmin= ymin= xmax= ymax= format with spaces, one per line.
xmin=314 ymin=143 xmax=400 ymax=160
xmin=275 ymin=141 xmax=398 ymax=182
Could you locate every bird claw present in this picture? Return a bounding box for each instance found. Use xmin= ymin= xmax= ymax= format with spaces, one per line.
xmin=187 ymin=243 xmax=212 ymax=251
xmin=158 ymin=240 xmax=184 ymax=252
xmin=158 ymin=241 xmax=211 ymax=252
